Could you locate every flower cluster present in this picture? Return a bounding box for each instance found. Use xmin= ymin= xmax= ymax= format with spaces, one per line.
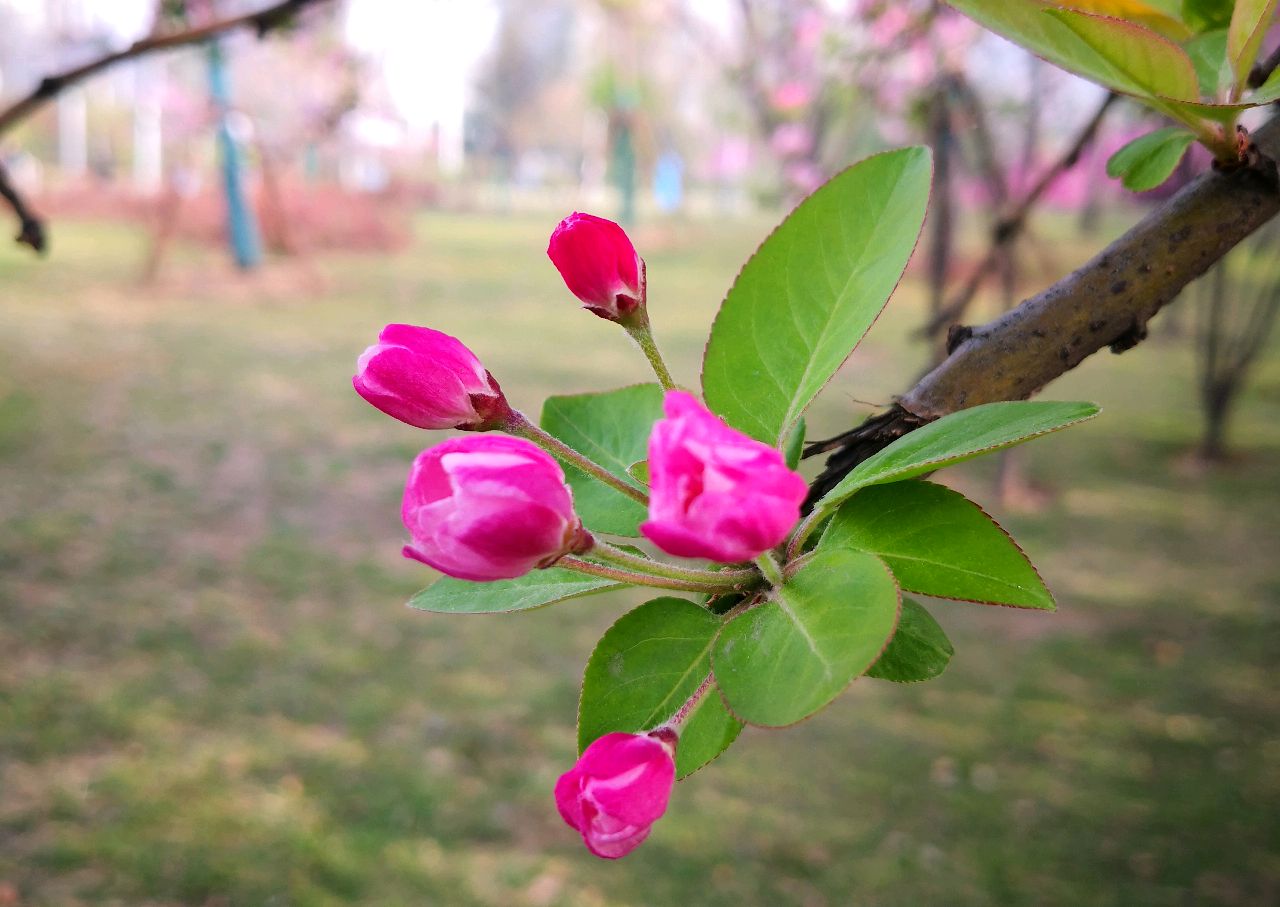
xmin=353 ymin=212 xmax=807 ymax=858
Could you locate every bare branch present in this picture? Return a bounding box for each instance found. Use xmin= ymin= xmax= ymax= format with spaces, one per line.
xmin=0 ymin=158 xmax=45 ymax=253
xmin=806 ymin=115 xmax=1280 ymax=505
xmin=0 ymin=0 xmax=331 ymax=138
xmin=1248 ymin=44 xmax=1280 ymax=89
xmin=922 ymin=91 xmax=1118 ymax=338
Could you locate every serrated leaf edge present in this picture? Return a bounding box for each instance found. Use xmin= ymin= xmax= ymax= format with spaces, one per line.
xmin=700 ymin=146 xmax=933 ymax=445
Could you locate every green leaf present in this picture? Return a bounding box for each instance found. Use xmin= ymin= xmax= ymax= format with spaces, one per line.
xmin=811 ymin=401 xmax=1100 ymax=515
xmin=540 ymin=384 xmax=662 ymax=536
xmin=1254 ymin=64 xmax=1280 ymax=101
xmin=1185 ymin=29 xmax=1231 ymax=96
xmin=1045 ymin=8 xmax=1201 ymax=100
xmin=1183 ymin=0 xmax=1235 ymax=32
xmin=866 ymin=598 xmax=954 ymax=683
xmin=821 ymin=481 xmax=1055 ymax=609
xmin=1106 ymin=127 xmax=1197 ymax=191
xmin=579 ymin=597 xmax=742 ymax=779
xmin=701 ymin=147 xmax=932 ymax=446
xmin=948 ymin=1 xmax=1199 ymax=99
xmin=712 ymin=549 xmax=900 ymax=727
xmin=409 ymin=568 xmax=623 ymax=614
xmin=626 ymin=460 xmax=649 ymax=485
xmin=783 ymin=417 xmax=806 ymax=470
xmin=1056 ymin=0 xmax=1193 ymax=40
xmin=1227 ymin=0 xmax=1279 ymax=88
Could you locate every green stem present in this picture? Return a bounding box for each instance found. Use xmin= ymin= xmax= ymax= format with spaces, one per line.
xmin=786 ymin=511 xmax=824 ymax=561
xmin=755 ymin=550 xmax=785 ymax=588
xmin=622 ymin=312 xmax=676 ymax=391
xmin=557 ymin=556 xmax=739 ymax=594
xmin=591 ymin=539 xmax=757 ymax=589
xmin=505 ymin=412 xmax=648 ymax=506
xmin=661 ymin=672 xmax=716 ymax=732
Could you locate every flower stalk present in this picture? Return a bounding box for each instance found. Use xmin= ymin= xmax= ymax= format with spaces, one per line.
xmin=590 ymin=538 xmax=757 ymax=589
xmin=621 ymin=308 xmax=676 ymax=391
xmin=556 ymin=556 xmax=744 ymax=594
xmin=505 ymin=411 xmax=649 ymax=506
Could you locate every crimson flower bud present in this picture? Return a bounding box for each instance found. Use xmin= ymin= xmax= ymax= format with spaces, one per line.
xmin=547 ymin=212 xmax=645 ymax=321
xmin=401 ymin=435 xmax=589 ymax=581
xmin=554 ymin=731 xmax=676 ymax=859
xmin=642 ymin=391 xmax=808 ymax=563
xmin=354 ymin=324 xmax=510 ymax=430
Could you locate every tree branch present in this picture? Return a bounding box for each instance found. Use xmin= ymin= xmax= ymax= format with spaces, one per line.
xmin=0 ymin=0 xmax=330 ymax=138
xmin=1248 ymin=44 xmax=1280 ymax=89
xmin=0 ymin=0 xmax=331 ymax=256
xmin=805 ymin=115 xmax=1280 ymax=505
xmin=921 ymin=91 xmax=1118 ymax=339
xmin=0 ymin=158 xmax=45 ymax=253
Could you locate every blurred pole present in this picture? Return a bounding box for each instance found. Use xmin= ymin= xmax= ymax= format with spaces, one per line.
xmin=206 ymin=39 xmax=262 ymax=270
xmin=611 ymin=109 xmax=637 ymax=227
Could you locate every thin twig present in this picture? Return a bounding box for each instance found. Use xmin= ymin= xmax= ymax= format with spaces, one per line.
xmin=0 ymin=158 xmax=45 ymax=253
xmin=0 ymin=0 xmax=331 ymax=256
xmin=0 ymin=0 xmax=331 ymax=137
xmin=921 ymin=91 xmax=1118 ymax=338
xmin=1248 ymin=44 xmax=1280 ymax=90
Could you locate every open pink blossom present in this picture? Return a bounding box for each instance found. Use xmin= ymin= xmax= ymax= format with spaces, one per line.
xmin=642 ymin=391 xmax=807 ymax=563
xmin=555 ymin=731 xmax=676 ymax=859
xmin=354 ymin=324 xmax=509 ymax=430
xmin=401 ymin=436 xmax=587 ymax=581
xmin=547 ymin=212 xmax=644 ymax=321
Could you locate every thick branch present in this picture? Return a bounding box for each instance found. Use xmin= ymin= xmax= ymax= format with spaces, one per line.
xmin=806 ymin=115 xmax=1280 ymax=504
xmin=0 ymin=0 xmax=330 ymax=138
xmin=0 ymin=158 xmax=45 ymax=253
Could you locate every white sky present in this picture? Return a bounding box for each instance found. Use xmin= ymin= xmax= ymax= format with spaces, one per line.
xmin=342 ymin=0 xmax=496 ymax=134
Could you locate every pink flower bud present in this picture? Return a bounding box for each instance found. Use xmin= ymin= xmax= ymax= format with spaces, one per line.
xmin=354 ymin=324 xmax=510 ymax=430
xmin=547 ymin=212 xmax=644 ymax=321
xmin=401 ymin=436 xmax=588 ymax=581
xmin=554 ymin=731 xmax=676 ymax=859
xmin=641 ymin=391 xmax=808 ymax=563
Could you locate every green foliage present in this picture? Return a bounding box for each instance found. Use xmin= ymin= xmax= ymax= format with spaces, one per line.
xmin=702 ymin=147 xmax=932 ymax=445
xmin=540 ymin=384 xmax=662 ymax=536
xmin=1045 ymin=7 xmax=1201 ymax=100
xmin=578 ymin=597 xmax=742 ymax=778
xmin=866 ymin=598 xmax=954 ymax=683
xmin=1184 ymin=29 xmax=1231 ymax=95
xmin=783 ymin=417 xmax=807 ymax=469
xmin=409 ymin=568 xmax=623 ymax=614
xmin=1107 ymin=127 xmax=1198 ymax=192
xmin=712 ymin=550 xmax=901 ymax=727
xmin=1182 ymin=0 xmax=1236 ymax=32
xmin=1058 ymin=0 xmax=1192 ymax=40
xmin=822 ymin=481 xmax=1054 ymax=609
xmin=947 ymin=0 xmax=1279 ymax=163
xmin=810 ymin=401 xmax=1100 ymax=516
xmin=386 ymin=145 xmax=1098 ymax=826
xmin=1228 ymin=0 xmax=1279 ymax=87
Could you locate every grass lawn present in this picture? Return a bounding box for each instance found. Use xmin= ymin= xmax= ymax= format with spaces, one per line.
xmin=1 ymin=210 xmax=1278 ymax=906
